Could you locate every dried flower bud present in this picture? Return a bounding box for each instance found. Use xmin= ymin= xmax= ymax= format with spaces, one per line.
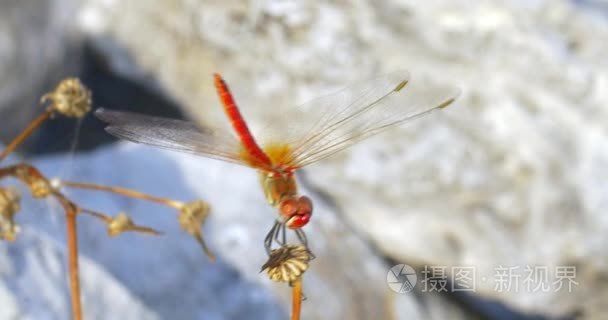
xmin=178 ymin=200 xmax=209 ymax=234
xmin=262 ymin=245 xmax=311 ymax=283
xmin=0 ymin=187 xmax=21 ymax=241
xmin=107 ymin=212 xmax=160 ymax=237
xmin=179 ymin=200 xmax=214 ymax=261
xmin=29 ymin=178 xmax=53 ymax=198
xmin=14 ymin=165 xmax=52 ymax=198
xmin=42 ymin=78 xmax=91 ymax=118
xmin=107 ymin=213 xmax=134 ymax=236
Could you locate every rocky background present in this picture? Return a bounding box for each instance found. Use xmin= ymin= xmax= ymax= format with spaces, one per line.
xmin=1 ymin=0 xmax=607 ymax=319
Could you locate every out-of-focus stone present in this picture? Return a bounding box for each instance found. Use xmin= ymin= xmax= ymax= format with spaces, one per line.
xmin=0 ymin=228 xmax=159 ymax=319
xmin=0 ymin=0 xmax=82 ymax=144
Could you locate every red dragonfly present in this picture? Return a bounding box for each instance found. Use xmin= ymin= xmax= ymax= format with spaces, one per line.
xmin=96 ymin=71 xmax=459 ymax=254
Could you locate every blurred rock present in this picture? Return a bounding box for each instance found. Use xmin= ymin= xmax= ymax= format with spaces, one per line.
xmin=74 ymin=0 xmax=608 ymax=318
xmin=0 ymin=0 xmax=82 ymax=145
xmin=0 ymin=228 xmax=158 ymax=319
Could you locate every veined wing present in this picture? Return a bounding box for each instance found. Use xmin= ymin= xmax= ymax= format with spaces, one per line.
xmin=95 ymin=108 xmax=252 ymax=167
xmin=259 ymin=71 xmax=460 ymax=168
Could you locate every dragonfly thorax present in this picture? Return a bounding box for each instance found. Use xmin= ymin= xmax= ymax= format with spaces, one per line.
xmin=259 ymin=170 xmax=296 ymax=206
xmin=259 ymin=171 xmax=312 ymax=229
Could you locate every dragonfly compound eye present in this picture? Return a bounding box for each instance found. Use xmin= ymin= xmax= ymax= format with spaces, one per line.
xmin=279 ymin=197 xmax=298 ymax=219
xmin=285 ymin=196 xmax=312 ymax=229
xmin=286 ymin=213 xmax=310 ymax=229
xmin=297 ymin=196 xmax=313 ymax=216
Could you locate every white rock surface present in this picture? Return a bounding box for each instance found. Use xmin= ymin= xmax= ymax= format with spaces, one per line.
xmin=72 ymin=0 xmax=608 ymax=318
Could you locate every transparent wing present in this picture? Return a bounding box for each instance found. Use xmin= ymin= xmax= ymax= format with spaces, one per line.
xmin=95 ymin=108 xmax=250 ymax=167
xmin=257 ymin=71 xmax=460 ymax=168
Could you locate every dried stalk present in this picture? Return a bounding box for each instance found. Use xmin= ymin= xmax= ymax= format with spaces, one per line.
xmin=0 ymin=164 xmax=85 ymax=320
xmin=58 ymin=180 xmax=214 ymax=261
xmin=291 ymin=278 xmax=303 ymax=320
xmin=58 ymin=181 xmax=183 ymax=209
xmin=55 ymin=193 xmax=83 ymax=320
xmin=0 ymin=78 xmax=213 ymax=320
xmin=261 ymin=245 xmax=311 ymax=320
xmin=0 ymin=79 xmax=93 ymax=320
xmin=0 ymin=109 xmax=53 ymax=162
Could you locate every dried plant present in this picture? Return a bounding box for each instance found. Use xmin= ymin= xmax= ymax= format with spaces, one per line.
xmin=262 ymin=245 xmax=311 ymax=283
xmin=0 ymin=187 xmax=21 ymax=241
xmin=261 ymin=244 xmax=313 ymax=320
xmin=0 ymin=78 xmax=213 ymax=320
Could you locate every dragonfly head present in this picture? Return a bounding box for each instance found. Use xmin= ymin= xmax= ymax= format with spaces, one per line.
xmin=279 ymin=195 xmax=312 ymax=229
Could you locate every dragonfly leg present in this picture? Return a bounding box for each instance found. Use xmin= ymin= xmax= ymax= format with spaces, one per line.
xmin=265 ymin=222 xmax=315 ymax=259
xmin=275 ymin=222 xmax=286 ymax=246
xmin=264 ymin=221 xmax=281 ymax=255
xmin=295 ymin=228 xmax=315 ymax=260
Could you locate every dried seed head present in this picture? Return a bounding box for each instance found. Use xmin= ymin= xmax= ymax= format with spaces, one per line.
xmin=105 ymin=212 xmax=161 ymax=237
xmin=0 ymin=187 xmax=20 ymax=215
xmin=107 ymin=212 xmax=134 ymax=237
xmin=262 ymin=245 xmax=311 ymax=283
xmin=178 ymin=200 xmax=210 ymax=234
xmin=0 ymin=187 xmax=21 ymax=241
xmin=179 ymin=200 xmax=214 ymax=261
xmin=15 ymin=166 xmax=52 ymax=198
xmin=29 ymin=178 xmax=53 ymax=198
xmin=42 ymin=78 xmax=91 ymax=118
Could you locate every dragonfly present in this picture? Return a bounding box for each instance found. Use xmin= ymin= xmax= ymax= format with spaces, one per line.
xmin=95 ymin=71 xmax=459 ymax=255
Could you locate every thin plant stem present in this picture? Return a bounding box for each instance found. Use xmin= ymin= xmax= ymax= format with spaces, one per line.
xmin=291 ymin=278 xmax=303 ymax=320
xmin=79 ymin=208 xmax=112 ymax=223
xmin=59 ymin=180 xmax=183 ymax=209
xmin=0 ymin=164 xmax=84 ymax=320
xmin=79 ymin=208 xmax=163 ymax=236
xmin=55 ymin=193 xmax=83 ymax=320
xmin=66 ymin=208 xmax=83 ymax=320
xmin=0 ymin=108 xmax=53 ymax=162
